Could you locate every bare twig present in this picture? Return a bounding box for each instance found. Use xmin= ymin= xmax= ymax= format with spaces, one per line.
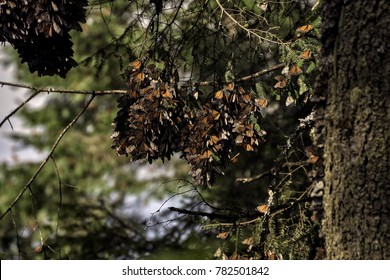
xmin=0 ymin=90 xmax=40 ymax=128
xmin=0 ymin=95 xmax=96 ymax=221
xmin=9 ymin=209 xmax=21 ymax=259
xmin=236 ymin=170 xmax=270 ymax=184
xmin=205 ymin=217 xmax=261 ymax=228
xmin=27 ymin=180 xmax=45 ymax=256
xmin=50 ymin=156 xmax=62 ymax=233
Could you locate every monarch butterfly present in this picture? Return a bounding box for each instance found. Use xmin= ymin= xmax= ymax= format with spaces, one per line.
xmin=255 ymin=98 xmax=269 ymax=108
xmin=134 ymin=72 xmax=145 ymax=81
xmin=296 ymin=24 xmax=313 ymax=33
xmin=274 ymin=80 xmax=287 ymax=89
xmin=215 ymin=90 xmax=224 ymax=99
xmin=217 ymin=232 xmax=229 ymax=239
xmin=242 ymin=94 xmax=252 ymax=102
xmin=225 ymin=82 xmax=234 ymax=91
xmin=273 ymin=75 xmax=287 ymax=88
xmin=200 ymin=150 xmax=211 ymax=159
xmin=245 ymin=144 xmax=254 ymax=151
xmin=162 ymin=89 xmax=173 ymax=98
xmin=130 ymin=60 xmax=142 ymax=69
xmin=256 ymin=204 xmax=268 ymax=213
xmin=237 ymin=86 xmax=246 ymax=95
xmin=211 ymin=109 xmax=221 ymax=120
xmin=307 ymin=154 xmax=320 ymax=164
xmin=299 ymin=50 xmax=312 ymax=60
xmin=235 ymin=135 xmax=244 ymax=144
xmin=242 ymin=236 xmax=254 ymax=246
xmin=289 ymin=65 xmax=303 ymax=76
xmin=210 ymin=135 xmax=220 ymax=144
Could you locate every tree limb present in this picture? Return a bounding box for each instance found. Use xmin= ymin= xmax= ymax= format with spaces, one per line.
xmin=0 ymin=81 xmax=128 ymax=95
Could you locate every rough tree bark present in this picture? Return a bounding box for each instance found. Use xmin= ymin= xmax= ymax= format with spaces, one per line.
xmin=314 ymin=0 xmax=390 ymax=259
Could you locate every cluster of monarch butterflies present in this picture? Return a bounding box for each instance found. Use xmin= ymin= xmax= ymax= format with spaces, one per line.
xmin=0 ymin=0 xmax=87 ymax=78
xmin=111 ymin=59 xmax=267 ymax=187
xmin=274 ymin=24 xmax=316 ymax=92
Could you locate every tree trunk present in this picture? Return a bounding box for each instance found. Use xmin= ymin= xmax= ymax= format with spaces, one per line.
xmin=315 ymin=0 xmax=390 ymax=259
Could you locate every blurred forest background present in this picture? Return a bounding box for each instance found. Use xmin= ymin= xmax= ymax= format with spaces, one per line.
xmin=0 ymin=0 xmax=322 ymax=259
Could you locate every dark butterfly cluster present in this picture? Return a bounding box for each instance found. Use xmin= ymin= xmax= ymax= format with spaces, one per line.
xmin=0 ymin=0 xmax=88 ymax=78
xmin=112 ymin=60 xmax=183 ymax=163
xmin=111 ymin=59 xmax=267 ymax=187
xmin=178 ymin=82 xmax=267 ymax=186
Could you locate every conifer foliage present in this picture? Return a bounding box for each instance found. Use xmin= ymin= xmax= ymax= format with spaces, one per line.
xmin=0 ymin=0 xmax=87 ymax=77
